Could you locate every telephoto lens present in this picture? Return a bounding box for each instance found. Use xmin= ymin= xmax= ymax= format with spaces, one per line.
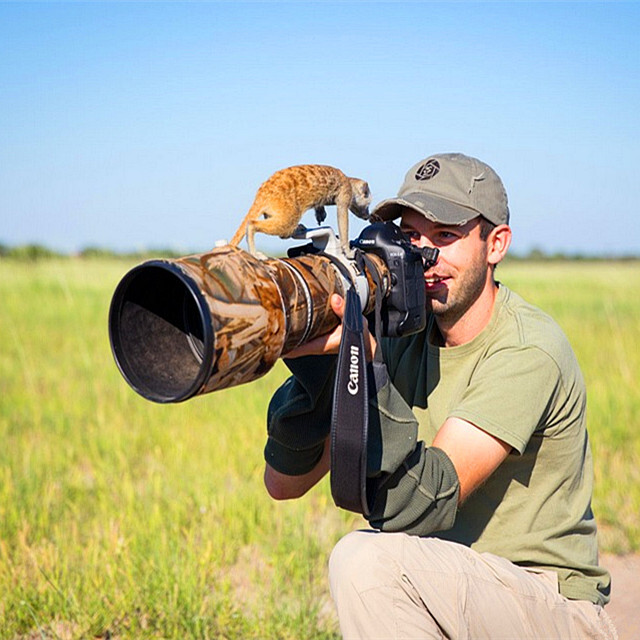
xmin=108 ymin=242 xmax=388 ymax=403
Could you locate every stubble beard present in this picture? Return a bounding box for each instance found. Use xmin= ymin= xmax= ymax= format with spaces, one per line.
xmin=426 ymin=260 xmax=489 ymax=326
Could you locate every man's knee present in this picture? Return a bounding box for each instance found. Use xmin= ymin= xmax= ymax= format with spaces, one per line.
xmin=329 ymin=531 xmax=446 ymax=638
xmin=329 ymin=531 xmax=388 ymax=593
xmin=329 ymin=529 xmax=404 ymax=597
xmin=329 ymin=530 xmax=372 ymax=590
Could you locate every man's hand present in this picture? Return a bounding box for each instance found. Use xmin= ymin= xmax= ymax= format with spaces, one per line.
xmin=284 ymin=294 xmax=377 ymax=361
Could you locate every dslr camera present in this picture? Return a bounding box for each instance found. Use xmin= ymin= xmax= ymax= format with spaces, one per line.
xmin=109 ymin=221 xmax=438 ymax=403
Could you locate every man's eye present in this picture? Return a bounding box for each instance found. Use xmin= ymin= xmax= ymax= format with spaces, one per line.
xmin=402 ymin=230 xmax=421 ymax=241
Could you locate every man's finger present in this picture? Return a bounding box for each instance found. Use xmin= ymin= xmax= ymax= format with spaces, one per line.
xmin=330 ymin=294 xmax=345 ymax=318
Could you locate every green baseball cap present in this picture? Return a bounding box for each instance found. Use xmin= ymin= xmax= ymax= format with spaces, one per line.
xmin=372 ymin=153 xmax=510 ymax=226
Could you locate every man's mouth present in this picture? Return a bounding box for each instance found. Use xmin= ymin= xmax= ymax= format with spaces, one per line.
xmin=424 ymin=274 xmax=447 ymax=285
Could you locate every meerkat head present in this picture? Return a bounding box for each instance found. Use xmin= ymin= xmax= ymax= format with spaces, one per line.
xmin=349 ymin=178 xmax=372 ymax=220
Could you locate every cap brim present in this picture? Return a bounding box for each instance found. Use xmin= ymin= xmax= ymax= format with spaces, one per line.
xmin=372 ymin=192 xmax=480 ymax=226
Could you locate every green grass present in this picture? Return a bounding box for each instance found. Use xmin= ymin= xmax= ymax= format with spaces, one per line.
xmin=0 ymin=258 xmax=638 ymax=638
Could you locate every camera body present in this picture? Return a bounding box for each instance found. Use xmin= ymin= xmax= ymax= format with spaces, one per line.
xmin=288 ymin=221 xmax=439 ymax=339
xmin=351 ymin=222 xmax=438 ymax=337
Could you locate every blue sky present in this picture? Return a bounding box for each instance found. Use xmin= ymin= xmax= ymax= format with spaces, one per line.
xmin=1 ymin=1 xmax=639 ymax=256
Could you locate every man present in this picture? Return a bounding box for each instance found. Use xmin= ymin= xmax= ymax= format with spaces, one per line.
xmin=263 ymin=154 xmax=616 ymax=639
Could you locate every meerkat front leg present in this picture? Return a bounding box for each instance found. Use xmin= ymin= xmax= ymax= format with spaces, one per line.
xmin=246 ymin=223 xmax=257 ymax=256
xmin=336 ymin=202 xmax=351 ymax=257
xmin=315 ymin=206 xmax=327 ymax=225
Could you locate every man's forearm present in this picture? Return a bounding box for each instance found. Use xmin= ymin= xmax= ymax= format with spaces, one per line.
xmin=264 ymin=437 xmax=331 ymax=500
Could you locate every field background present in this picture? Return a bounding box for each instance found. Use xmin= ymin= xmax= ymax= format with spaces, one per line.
xmin=0 ymin=258 xmax=638 ymax=639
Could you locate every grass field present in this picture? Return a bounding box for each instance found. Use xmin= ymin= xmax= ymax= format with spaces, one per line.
xmin=1 ymin=258 xmax=638 ymax=639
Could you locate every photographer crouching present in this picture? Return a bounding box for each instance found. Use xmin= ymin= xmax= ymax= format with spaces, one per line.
xmin=263 ymin=154 xmax=617 ymax=639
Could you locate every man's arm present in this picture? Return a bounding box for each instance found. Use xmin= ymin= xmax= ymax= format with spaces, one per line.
xmin=262 ymin=295 xmax=347 ymax=502
xmin=264 ymin=437 xmax=331 ymax=500
xmin=432 ymin=417 xmax=512 ymax=503
xmin=262 ymin=294 xmax=512 ymax=524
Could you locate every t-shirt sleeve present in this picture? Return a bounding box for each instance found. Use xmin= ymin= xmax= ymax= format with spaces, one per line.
xmin=450 ymin=345 xmax=564 ymax=454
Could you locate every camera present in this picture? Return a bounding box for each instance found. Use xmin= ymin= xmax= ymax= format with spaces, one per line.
xmin=108 ymin=221 xmax=438 ymax=403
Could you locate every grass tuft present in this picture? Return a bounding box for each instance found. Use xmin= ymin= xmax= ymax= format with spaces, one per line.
xmin=0 ymin=258 xmax=638 ymax=638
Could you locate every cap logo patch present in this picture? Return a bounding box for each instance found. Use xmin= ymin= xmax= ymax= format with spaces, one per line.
xmin=415 ymin=159 xmax=440 ymax=181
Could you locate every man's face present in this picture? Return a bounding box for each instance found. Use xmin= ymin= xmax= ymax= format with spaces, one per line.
xmin=399 ymin=208 xmax=492 ymax=325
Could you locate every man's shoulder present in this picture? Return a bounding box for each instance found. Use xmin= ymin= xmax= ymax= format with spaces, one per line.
xmin=496 ymin=285 xmax=574 ymax=359
xmin=493 ymin=286 xmax=586 ymax=396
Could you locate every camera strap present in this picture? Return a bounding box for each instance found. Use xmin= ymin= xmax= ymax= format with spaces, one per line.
xmin=330 ymin=286 xmax=371 ymax=516
xmin=330 ymin=253 xmax=385 ymax=517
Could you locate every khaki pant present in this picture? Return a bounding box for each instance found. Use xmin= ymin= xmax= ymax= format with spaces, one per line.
xmin=329 ymin=531 xmax=617 ymax=640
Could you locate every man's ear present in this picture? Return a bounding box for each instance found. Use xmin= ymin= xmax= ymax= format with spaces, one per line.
xmin=487 ymin=224 xmax=512 ymax=266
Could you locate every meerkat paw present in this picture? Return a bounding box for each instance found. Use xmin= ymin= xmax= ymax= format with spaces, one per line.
xmin=339 ymin=241 xmax=354 ymax=258
xmin=291 ymin=224 xmax=308 ymax=238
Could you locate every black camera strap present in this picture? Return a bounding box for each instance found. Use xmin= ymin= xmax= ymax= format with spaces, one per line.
xmin=330 ymin=286 xmax=371 ymax=516
xmin=330 ymin=253 xmax=386 ymax=516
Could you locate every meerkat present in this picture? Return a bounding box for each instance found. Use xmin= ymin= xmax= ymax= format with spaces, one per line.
xmin=228 ymin=164 xmax=371 ymax=256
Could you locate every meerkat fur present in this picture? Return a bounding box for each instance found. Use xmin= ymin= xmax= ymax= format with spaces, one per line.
xmin=229 ymin=164 xmax=371 ymax=256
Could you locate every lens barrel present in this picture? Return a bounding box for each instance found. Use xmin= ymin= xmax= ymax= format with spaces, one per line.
xmin=109 ymin=245 xmax=386 ymax=403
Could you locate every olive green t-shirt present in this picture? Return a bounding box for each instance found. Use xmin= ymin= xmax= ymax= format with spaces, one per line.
xmin=381 ymin=284 xmax=610 ymax=605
